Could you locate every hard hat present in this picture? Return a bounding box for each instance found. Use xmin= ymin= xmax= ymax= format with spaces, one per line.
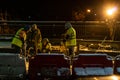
xmin=31 ymin=24 xmax=37 ymax=30
xmin=65 ymin=22 xmax=72 ymax=29
xmin=42 ymin=38 xmax=49 ymax=43
xmin=24 ymin=25 xmax=31 ymax=31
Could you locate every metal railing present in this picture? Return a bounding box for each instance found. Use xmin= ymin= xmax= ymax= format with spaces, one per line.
xmin=0 ymin=20 xmax=120 ymax=40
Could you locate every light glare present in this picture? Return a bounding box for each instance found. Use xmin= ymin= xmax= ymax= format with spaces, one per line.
xmin=87 ymin=9 xmax=91 ymax=13
xmin=107 ymin=9 xmax=113 ymax=15
xmin=106 ymin=7 xmax=117 ymax=16
xmin=111 ymin=75 xmax=119 ymax=80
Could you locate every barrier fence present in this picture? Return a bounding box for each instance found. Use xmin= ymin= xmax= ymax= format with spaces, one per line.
xmin=0 ymin=53 xmax=120 ymax=80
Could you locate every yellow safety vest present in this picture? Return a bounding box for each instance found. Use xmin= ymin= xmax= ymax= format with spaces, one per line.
xmin=65 ymin=27 xmax=76 ymax=47
xmin=11 ymin=28 xmax=26 ymax=48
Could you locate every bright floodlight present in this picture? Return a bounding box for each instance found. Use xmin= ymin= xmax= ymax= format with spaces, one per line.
xmin=107 ymin=9 xmax=113 ymax=16
xmin=106 ymin=7 xmax=117 ymax=16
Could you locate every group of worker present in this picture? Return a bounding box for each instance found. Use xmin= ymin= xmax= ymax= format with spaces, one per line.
xmin=11 ymin=24 xmax=52 ymax=58
xmin=11 ymin=22 xmax=77 ymax=58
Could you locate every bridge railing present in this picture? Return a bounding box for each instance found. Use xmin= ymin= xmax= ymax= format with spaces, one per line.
xmin=1 ymin=20 xmax=120 ymax=40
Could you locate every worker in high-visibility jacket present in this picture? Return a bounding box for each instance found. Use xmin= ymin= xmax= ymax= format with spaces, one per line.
xmin=11 ymin=25 xmax=30 ymax=54
xmin=26 ymin=24 xmax=42 ymax=56
xmin=62 ymin=22 xmax=76 ymax=56
xmin=38 ymin=38 xmax=52 ymax=53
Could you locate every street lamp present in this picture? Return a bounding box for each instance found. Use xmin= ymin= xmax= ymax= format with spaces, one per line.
xmin=105 ymin=7 xmax=117 ymax=41
xmin=87 ymin=9 xmax=91 ymax=13
xmin=106 ymin=7 xmax=117 ymax=18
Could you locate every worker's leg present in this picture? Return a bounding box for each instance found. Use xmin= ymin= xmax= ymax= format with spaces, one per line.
xmin=68 ymin=46 xmax=75 ymax=57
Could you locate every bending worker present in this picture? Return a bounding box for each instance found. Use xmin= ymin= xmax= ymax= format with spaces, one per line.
xmin=38 ymin=38 xmax=52 ymax=53
xmin=62 ymin=22 xmax=76 ymax=57
xmin=11 ymin=25 xmax=30 ymax=54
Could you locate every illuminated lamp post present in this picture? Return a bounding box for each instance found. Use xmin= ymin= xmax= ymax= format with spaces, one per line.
xmin=87 ymin=9 xmax=91 ymax=13
xmin=85 ymin=9 xmax=91 ymax=20
xmin=105 ymin=7 xmax=117 ymax=41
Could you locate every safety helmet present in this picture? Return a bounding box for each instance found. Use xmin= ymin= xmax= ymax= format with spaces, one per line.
xmin=24 ymin=25 xmax=31 ymax=31
xmin=42 ymin=38 xmax=49 ymax=43
xmin=65 ymin=22 xmax=72 ymax=29
xmin=31 ymin=24 xmax=37 ymax=31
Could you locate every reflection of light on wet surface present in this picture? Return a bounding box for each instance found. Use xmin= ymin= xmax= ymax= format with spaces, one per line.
xmin=111 ymin=75 xmax=119 ymax=80
xmin=93 ymin=77 xmax=98 ymax=80
xmin=76 ymin=75 xmax=120 ymax=80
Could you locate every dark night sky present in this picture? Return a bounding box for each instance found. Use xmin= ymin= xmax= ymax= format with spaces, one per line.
xmin=0 ymin=0 xmax=120 ymax=21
